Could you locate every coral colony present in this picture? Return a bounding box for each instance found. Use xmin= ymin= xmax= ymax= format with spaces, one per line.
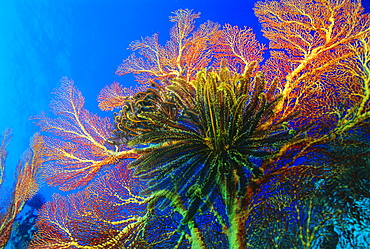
xmin=1 ymin=1 xmax=369 ymax=248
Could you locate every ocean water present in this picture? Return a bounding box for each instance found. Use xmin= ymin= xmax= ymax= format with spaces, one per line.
xmin=1 ymin=0 xmax=369 ymax=248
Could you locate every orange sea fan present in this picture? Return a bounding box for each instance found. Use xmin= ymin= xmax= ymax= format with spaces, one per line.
xmin=30 ymin=162 xmax=148 ymax=249
xmin=116 ymin=9 xmax=220 ymax=84
xmin=254 ymin=0 xmax=370 ymax=122
xmin=0 ymin=133 xmax=44 ymax=248
xmin=35 ymin=78 xmax=137 ymax=191
xmin=98 ymin=81 xmax=148 ymax=111
xmin=213 ymin=24 xmax=266 ymax=74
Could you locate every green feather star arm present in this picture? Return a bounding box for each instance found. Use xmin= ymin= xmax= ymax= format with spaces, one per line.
xmin=117 ymin=65 xmax=294 ymax=223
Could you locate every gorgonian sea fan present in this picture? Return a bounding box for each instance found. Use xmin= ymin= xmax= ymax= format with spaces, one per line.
xmin=125 ymin=65 xmax=295 ymax=222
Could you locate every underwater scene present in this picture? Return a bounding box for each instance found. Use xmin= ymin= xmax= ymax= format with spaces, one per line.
xmin=1 ymin=0 xmax=370 ymax=248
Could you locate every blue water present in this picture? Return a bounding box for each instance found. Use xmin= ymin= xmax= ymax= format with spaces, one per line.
xmin=1 ymin=0 xmax=370 ymax=248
